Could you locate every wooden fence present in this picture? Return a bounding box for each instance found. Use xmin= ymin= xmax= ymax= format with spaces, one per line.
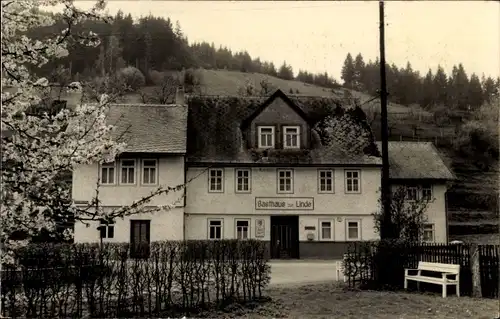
xmin=344 ymin=242 xmax=499 ymax=299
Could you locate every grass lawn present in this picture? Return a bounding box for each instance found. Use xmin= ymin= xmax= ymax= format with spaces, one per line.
xmin=208 ymin=282 xmax=499 ymax=319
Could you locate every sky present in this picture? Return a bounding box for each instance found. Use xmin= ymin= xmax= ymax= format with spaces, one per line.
xmin=50 ymin=1 xmax=499 ymax=81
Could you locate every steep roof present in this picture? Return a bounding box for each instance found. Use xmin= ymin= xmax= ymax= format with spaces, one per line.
xmin=186 ymin=92 xmax=382 ymax=166
xmin=240 ymin=89 xmax=313 ymax=129
xmin=107 ymin=104 xmax=187 ymax=154
xmin=375 ymin=141 xmax=455 ymax=180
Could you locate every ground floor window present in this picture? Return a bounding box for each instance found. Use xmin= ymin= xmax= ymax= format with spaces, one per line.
xmin=346 ymin=220 xmax=361 ymax=240
xmin=235 ymin=219 xmax=250 ymax=239
xmin=319 ymin=220 xmax=333 ymax=240
xmin=99 ymin=219 xmax=114 ymax=239
xmin=208 ymin=219 xmax=223 ymax=239
xmin=423 ymin=224 xmax=435 ymax=242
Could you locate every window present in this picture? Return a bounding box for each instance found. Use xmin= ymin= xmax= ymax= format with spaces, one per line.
xmin=99 ymin=220 xmax=114 ymax=239
xmin=423 ymin=224 xmax=435 ymax=242
xmin=235 ymin=169 xmax=251 ymax=193
xmin=422 ymin=185 xmax=433 ymax=201
xmin=406 ymin=186 xmax=419 ymax=201
xmin=100 ymin=162 xmax=115 ymax=185
xmin=208 ymin=168 xmax=224 ymax=192
xmin=318 ymin=169 xmax=334 ymax=193
xmin=258 ymin=126 xmax=275 ymax=148
xmin=208 ymin=219 xmax=223 ymax=239
xmin=345 ymin=170 xmax=360 ymax=193
xmin=277 ymin=169 xmax=293 ymax=193
xmin=320 ymin=220 xmax=332 ymax=240
xmin=283 ymin=126 xmax=300 ymax=149
xmin=142 ymin=159 xmax=157 ymax=185
xmin=120 ymin=159 xmax=136 ymax=184
xmin=235 ymin=219 xmax=250 ymax=239
xmin=346 ymin=220 xmax=361 ymax=240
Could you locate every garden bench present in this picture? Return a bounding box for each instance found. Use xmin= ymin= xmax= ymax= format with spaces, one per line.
xmin=404 ymin=261 xmax=460 ymax=298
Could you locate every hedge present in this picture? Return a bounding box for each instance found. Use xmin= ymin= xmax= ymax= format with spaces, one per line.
xmin=1 ymin=240 xmax=271 ymax=318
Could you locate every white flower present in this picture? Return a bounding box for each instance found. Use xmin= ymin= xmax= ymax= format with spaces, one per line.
xmin=33 ymin=77 xmax=49 ymax=87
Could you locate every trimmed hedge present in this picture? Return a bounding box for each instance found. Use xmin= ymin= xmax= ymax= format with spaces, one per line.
xmin=1 ymin=240 xmax=271 ymax=318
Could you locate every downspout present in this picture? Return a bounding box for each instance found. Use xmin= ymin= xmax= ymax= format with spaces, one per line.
xmin=444 ymin=187 xmax=449 ymax=243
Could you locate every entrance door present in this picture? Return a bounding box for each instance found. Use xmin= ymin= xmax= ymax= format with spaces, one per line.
xmin=270 ymin=216 xmax=299 ymax=259
xmin=130 ymin=220 xmax=151 ymax=258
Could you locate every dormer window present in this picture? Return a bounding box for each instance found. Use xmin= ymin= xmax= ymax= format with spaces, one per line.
xmin=283 ymin=126 xmax=300 ymax=149
xmin=258 ymin=126 xmax=275 ymax=148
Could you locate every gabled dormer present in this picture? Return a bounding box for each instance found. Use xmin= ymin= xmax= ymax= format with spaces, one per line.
xmin=240 ymin=89 xmax=315 ymax=151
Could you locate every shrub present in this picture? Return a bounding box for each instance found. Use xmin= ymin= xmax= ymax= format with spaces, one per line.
xmin=1 ymin=240 xmax=271 ymax=318
xmin=148 ymin=69 xmax=165 ymax=86
xmin=117 ymin=66 xmax=146 ymax=91
xmin=454 ymin=121 xmax=498 ymax=169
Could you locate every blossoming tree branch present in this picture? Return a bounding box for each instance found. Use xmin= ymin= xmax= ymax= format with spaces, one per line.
xmin=1 ymin=0 xmax=183 ymax=264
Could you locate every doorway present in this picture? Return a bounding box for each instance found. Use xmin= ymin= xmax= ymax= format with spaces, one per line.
xmin=270 ymin=215 xmax=299 ymax=259
xmin=130 ymin=220 xmax=151 ymax=258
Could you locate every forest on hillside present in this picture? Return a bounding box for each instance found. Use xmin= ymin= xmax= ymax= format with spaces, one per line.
xmin=30 ymin=9 xmax=499 ymax=112
xmin=339 ymin=53 xmax=499 ymax=111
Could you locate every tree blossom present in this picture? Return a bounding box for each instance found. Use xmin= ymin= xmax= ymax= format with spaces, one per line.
xmin=1 ymin=0 xmax=184 ymax=265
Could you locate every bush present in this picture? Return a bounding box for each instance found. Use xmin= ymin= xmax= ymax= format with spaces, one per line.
xmin=148 ymin=69 xmax=165 ymax=85
xmin=454 ymin=121 xmax=498 ymax=169
xmin=1 ymin=240 xmax=271 ymax=318
xmin=117 ymin=66 xmax=146 ymax=91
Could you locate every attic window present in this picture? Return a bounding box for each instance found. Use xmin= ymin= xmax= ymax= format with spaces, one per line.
xmin=283 ymin=126 xmax=300 ymax=149
xmin=258 ymin=126 xmax=275 ymax=149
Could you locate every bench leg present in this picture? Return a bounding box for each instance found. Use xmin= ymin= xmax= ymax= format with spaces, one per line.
xmin=442 ymin=284 xmax=447 ymax=298
xmin=416 ymin=281 xmax=420 ymax=291
xmin=404 ymin=278 xmax=408 ymax=290
xmin=456 ymin=284 xmax=460 ymax=297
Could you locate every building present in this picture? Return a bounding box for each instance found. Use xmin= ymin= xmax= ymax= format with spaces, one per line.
xmin=375 ymin=141 xmax=455 ymax=243
xmin=72 ymin=89 xmax=455 ymax=259
xmin=72 ymin=99 xmax=188 ymax=256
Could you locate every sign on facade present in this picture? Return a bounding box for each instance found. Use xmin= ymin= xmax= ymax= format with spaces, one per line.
xmin=255 ymin=219 xmax=265 ymax=238
xmin=255 ymin=197 xmax=314 ymax=210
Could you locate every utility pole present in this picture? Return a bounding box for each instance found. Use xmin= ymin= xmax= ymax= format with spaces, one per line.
xmin=379 ymin=0 xmax=392 ymax=239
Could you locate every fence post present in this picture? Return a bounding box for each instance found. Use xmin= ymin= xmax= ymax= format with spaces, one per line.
xmin=470 ymin=244 xmax=482 ymax=298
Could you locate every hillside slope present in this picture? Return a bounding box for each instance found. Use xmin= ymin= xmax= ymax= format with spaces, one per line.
xmin=190 ymin=69 xmax=419 ymax=114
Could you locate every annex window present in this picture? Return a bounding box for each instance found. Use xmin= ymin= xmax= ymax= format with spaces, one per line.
xmin=235 ymin=219 xmax=250 ymax=240
xmin=277 ymin=169 xmax=293 ymax=193
xmin=345 ymin=170 xmax=361 ymax=193
xmin=346 ymin=220 xmax=361 ymax=240
xmin=208 ymin=168 xmax=224 ymax=192
xmin=235 ymin=169 xmax=251 ymax=193
xmin=208 ymin=219 xmax=223 ymax=240
xmin=406 ymin=186 xmax=419 ymax=201
xmin=283 ymin=126 xmax=300 ymax=149
xmin=100 ymin=162 xmax=115 ymax=185
xmin=423 ymin=224 xmax=435 ymax=242
xmin=318 ymin=169 xmax=334 ymax=193
xmin=422 ymin=185 xmax=433 ymax=201
xmin=320 ymin=220 xmax=333 ymax=240
xmin=142 ymin=159 xmax=157 ymax=185
xmin=258 ymin=126 xmax=275 ymax=148
xmin=120 ymin=159 xmax=136 ymax=184
xmin=99 ymin=220 xmax=114 ymax=239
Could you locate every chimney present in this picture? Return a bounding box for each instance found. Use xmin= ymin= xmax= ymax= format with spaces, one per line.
xmin=175 ymin=86 xmax=185 ymax=106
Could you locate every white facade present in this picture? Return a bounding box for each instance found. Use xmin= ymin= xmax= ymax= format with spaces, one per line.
xmin=72 ymin=156 xmax=185 ymax=243
xmin=185 ymin=166 xmax=381 ymax=242
xmin=391 ymin=183 xmax=449 ymax=243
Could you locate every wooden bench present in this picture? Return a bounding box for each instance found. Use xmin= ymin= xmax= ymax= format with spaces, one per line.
xmin=404 ymin=261 xmax=460 ymax=298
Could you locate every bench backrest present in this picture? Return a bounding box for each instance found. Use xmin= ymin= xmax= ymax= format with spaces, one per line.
xmin=417 ymin=261 xmax=460 ymax=274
